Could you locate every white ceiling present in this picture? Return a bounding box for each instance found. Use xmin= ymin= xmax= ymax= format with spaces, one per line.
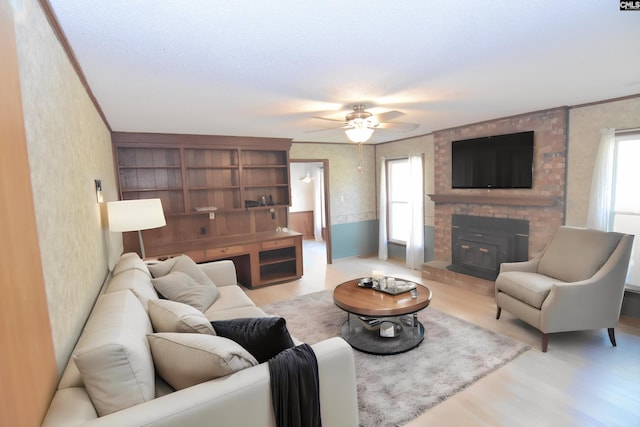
xmin=48 ymin=0 xmax=640 ymax=144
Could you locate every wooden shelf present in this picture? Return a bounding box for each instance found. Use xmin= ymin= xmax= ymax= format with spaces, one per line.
xmin=113 ymin=133 xmax=298 ymax=287
xmin=119 ymin=165 xmax=181 ymax=169
xmin=428 ymin=193 xmax=558 ymax=207
xmin=121 ymin=189 xmax=183 ymax=194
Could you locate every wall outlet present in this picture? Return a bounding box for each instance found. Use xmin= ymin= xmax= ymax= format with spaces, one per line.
xmin=209 ymin=212 xmax=215 ymax=220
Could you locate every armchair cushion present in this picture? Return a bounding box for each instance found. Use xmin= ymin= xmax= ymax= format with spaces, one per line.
xmin=537 ymin=227 xmax=623 ymax=282
xmin=495 ymin=271 xmax=562 ymax=309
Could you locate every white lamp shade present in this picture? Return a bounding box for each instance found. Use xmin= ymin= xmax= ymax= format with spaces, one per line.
xmin=345 ymin=126 xmax=374 ymax=143
xmin=107 ymin=199 xmax=166 ymax=232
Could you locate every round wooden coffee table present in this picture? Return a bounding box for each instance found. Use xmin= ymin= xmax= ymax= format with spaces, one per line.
xmin=333 ymin=278 xmax=432 ymax=355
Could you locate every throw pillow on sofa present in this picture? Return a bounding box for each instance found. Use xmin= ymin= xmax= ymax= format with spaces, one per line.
xmin=151 ymin=271 xmax=219 ymax=312
xmin=148 ymin=299 xmax=215 ymax=335
xmin=148 ymin=255 xmax=214 ymax=288
xmin=147 ymin=333 xmax=258 ymax=390
xmin=210 ymin=317 xmax=295 ymax=363
xmin=148 ymin=255 xmax=221 ymax=309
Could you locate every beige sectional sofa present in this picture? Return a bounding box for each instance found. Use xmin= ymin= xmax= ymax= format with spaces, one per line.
xmin=42 ymin=253 xmax=359 ymax=426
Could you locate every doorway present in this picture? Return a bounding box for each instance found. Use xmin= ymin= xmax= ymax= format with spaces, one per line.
xmin=289 ymin=159 xmax=332 ymax=264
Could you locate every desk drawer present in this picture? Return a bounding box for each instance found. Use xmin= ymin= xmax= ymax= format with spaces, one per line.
xmin=261 ymin=238 xmax=294 ymax=250
xmin=205 ymin=245 xmax=246 ymax=258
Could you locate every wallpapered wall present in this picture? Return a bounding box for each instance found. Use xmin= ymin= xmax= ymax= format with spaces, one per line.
xmin=291 ymin=136 xmax=436 ymax=261
xmin=14 ymin=0 xmax=121 ymax=375
xmin=291 ymin=142 xmax=376 ymax=225
xmin=566 ymin=97 xmax=640 ymax=226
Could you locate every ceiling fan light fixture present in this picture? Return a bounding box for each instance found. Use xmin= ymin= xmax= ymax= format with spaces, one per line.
xmin=300 ymin=172 xmax=312 ymax=183
xmin=345 ymin=126 xmax=374 ymax=143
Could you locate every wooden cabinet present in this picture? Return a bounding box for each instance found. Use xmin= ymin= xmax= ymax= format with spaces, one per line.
xmin=112 ymin=133 xmax=301 ymax=287
xmin=151 ymin=231 xmax=303 ymax=288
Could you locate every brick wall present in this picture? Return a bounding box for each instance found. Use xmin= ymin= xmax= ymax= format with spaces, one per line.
xmin=432 ymin=107 xmax=568 ymax=262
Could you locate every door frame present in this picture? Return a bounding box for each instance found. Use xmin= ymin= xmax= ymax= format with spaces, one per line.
xmin=290 ymin=159 xmax=332 ymax=264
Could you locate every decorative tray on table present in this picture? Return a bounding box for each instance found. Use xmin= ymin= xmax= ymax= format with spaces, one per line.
xmin=358 ymin=278 xmax=417 ymax=295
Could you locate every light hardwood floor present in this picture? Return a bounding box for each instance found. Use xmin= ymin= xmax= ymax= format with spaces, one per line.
xmin=244 ymin=241 xmax=640 ymax=427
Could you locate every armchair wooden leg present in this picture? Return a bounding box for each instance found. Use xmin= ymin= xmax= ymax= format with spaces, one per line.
xmin=541 ymin=333 xmax=549 ymax=353
xmin=496 ymin=307 xmax=502 ymax=319
xmin=608 ymin=328 xmax=617 ymax=347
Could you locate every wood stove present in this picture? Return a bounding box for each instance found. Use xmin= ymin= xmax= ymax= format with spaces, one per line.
xmin=448 ymin=215 xmax=529 ymax=281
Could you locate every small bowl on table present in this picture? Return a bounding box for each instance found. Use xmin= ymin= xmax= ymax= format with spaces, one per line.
xmin=358 ymin=277 xmax=374 ymax=288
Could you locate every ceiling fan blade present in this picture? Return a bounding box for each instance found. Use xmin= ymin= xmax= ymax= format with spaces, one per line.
xmin=376 ymin=122 xmax=420 ymax=132
xmin=312 ymin=115 xmax=347 ymax=123
xmin=304 ymin=124 xmax=348 ymax=133
xmin=374 ymin=110 xmax=405 ymax=122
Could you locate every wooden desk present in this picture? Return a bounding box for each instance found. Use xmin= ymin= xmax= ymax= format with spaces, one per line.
xmin=148 ymin=231 xmax=303 ymax=288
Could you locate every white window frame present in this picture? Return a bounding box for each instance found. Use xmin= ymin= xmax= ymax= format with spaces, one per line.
xmin=612 ymin=131 xmax=640 ymax=291
xmin=386 ymin=158 xmax=409 ymax=244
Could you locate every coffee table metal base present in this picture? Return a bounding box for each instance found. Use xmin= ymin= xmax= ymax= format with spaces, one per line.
xmin=341 ymin=313 xmax=425 ymax=355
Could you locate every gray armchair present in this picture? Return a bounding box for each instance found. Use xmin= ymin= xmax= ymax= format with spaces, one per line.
xmin=495 ymin=226 xmax=634 ymax=352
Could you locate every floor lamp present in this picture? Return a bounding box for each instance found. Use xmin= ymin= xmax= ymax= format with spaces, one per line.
xmin=107 ymin=198 xmax=166 ymax=259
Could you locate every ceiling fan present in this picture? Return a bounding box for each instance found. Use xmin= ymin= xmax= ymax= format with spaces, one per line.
xmin=311 ymin=104 xmax=419 ymax=143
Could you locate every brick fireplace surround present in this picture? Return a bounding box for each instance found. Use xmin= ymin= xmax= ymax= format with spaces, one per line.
xmin=423 ymin=107 xmax=568 ymax=296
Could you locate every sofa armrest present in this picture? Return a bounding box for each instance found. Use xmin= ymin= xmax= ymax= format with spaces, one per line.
xmin=48 ymin=337 xmax=359 ymax=427
xmin=198 ymin=260 xmax=238 ymax=287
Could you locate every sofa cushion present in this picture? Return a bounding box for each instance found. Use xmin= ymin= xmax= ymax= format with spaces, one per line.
xmin=73 ymin=290 xmax=155 ymax=417
xmin=147 ymin=333 xmax=258 ymax=390
xmin=148 ymin=299 xmax=215 ymax=335
xmin=105 ymin=268 xmax=159 ymax=311
xmin=206 ymin=305 xmax=269 ymax=322
xmin=210 ymin=317 xmax=295 ymax=363
xmin=204 ymin=284 xmax=255 ymax=314
xmin=112 ymin=252 xmax=151 ymax=278
xmin=495 ymin=271 xmax=561 ymax=309
xmin=151 ymin=271 xmax=219 ymax=312
xmin=538 ymin=227 xmax=623 ymax=282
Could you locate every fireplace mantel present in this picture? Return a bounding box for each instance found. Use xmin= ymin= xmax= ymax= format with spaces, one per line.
xmin=428 ymin=193 xmax=557 ymax=207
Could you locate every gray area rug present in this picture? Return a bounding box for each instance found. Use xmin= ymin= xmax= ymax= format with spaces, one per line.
xmin=261 ymin=290 xmax=529 ymax=427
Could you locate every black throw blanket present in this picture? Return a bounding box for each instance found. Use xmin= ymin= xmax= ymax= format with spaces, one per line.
xmin=268 ymin=343 xmax=321 ymax=427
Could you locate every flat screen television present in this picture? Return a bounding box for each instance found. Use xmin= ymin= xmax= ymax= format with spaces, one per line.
xmin=451 ymin=131 xmax=534 ymax=189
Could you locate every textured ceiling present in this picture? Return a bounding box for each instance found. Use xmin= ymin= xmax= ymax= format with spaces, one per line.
xmin=48 ymin=0 xmax=640 ymax=144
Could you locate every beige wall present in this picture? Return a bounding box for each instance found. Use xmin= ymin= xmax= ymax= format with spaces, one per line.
xmin=291 ymin=142 xmax=376 ymax=225
xmin=291 ymin=138 xmax=435 ymax=227
xmin=566 ymin=97 xmax=640 ymax=226
xmin=14 ymin=0 xmax=121 ymax=375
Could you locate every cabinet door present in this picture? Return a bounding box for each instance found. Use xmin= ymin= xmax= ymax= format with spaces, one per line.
xmin=184 ymin=148 xmax=241 ymax=211
xmin=116 ymin=147 xmax=185 ymax=213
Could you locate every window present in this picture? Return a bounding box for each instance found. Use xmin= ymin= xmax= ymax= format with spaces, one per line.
xmin=612 ymin=132 xmax=640 ymax=290
xmin=387 ymin=158 xmax=409 ymax=243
